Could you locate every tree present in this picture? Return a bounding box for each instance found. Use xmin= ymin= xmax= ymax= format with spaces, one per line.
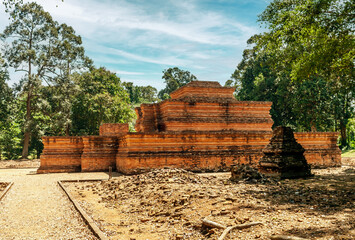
xmin=158 ymin=67 xmax=197 ymax=100
xmin=256 ymin=0 xmax=354 ymax=147
xmin=71 ymin=67 xmax=135 ymax=135
xmin=231 ymin=44 xmax=293 ymax=128
xmin=139 ymin=85 xmax=158 ymax=103
xmin=231 ymin=36 xmax=339 ymax=133
xmin=2 ymin=0 xmax=23 ymax=13
xmin=47 ymin=23 xmax=92 ymax=136
xmin=123 ymin=82 xmax=158 ymax=105
xmin=1 ymin=2 xmax=58 ymax=158
xmin=0 ymin=56 xmax=14 ymax=159
xmin=1 ymin=2 xmax=91 ymax=157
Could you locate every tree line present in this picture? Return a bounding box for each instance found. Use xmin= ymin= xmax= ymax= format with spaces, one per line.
xmin=227 ymin=0 xmax=354 ymax=149
xmin=0 ymin=0 xmax=354 ymax=160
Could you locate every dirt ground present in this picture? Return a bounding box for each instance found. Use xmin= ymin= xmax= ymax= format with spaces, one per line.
xmin=64 ymin=167 xmax=355 ymax=240
xmin=0 ymin=159 xmax=40 ymax=169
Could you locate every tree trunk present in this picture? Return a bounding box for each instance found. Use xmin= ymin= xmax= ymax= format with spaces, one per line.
xmin=22 ymin=45 xmax=32 ymax=159
xmin=340 ymin=120 xmax=347 ymax=148
xmin=21 ymin=90 xmax=32 ymax=159
xmin=21 ymin=132 xmax=30 ymax=159
xmin=65 ymin=123 xmax=70 ymax=136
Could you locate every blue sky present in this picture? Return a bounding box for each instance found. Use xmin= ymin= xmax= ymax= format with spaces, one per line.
xmin=0 ymin=0 xmax=269 ymax=90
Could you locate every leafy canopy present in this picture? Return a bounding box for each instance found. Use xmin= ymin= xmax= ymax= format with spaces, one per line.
xmin=158 ymin=67 xmax=197 ymax=100
xmin=71 ymin=67 xmax=135 ymax=135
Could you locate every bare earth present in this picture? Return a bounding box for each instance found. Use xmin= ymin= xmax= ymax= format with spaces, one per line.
xmin=0 ymin=159 xmax=354 ymax=240
xmin=0 ymin=168 xmax=109 ymax=240
xmin=65 ymin=167 xmax=354 ymax=240
xmin=0 ymin=159 xmax=40 ymax=169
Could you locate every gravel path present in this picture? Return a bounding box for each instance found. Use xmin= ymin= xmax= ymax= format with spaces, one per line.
xmin=0 ymin=169 xmax=109 ymax=240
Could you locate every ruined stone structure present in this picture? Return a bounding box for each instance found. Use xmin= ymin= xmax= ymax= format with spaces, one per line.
xmin=38 ymin=81 xmax=341 ymax=174
xmin=259 ymin=126 xmax=312 ymax=179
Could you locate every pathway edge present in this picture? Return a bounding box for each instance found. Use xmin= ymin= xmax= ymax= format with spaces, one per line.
xmin=0 ymin=182 xmax=14 ymax=201
xmin=58 ymin=180 xmax=109 ymax=240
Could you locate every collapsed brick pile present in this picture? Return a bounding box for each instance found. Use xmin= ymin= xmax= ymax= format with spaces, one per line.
xmin=74 ymin=168 xmax=260 ymax=239
xmin=69 ymin=167 xmax=355 ymax=239
xmin=230 ymin=164 xmax=272 ymax=183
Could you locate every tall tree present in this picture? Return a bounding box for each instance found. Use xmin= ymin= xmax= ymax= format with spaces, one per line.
xmin=1 ymin=2 xmax=91 ymax=157
xmin=256 ymin=0 xmax=354 ymax=147
xmin=158 ymin=67 xmax=197 ymax=100
xmin=1 ymin=2 xmax=58 ymax=158
xmin=123 ymin=82 xmax=158 ymax=105
xmin=71 ymin=67 xmax=135 ymax=135
xmin=48 ymin=23 xmax=92 ymax=136
xmin=232 ymin=35 xmax=341 ymax=133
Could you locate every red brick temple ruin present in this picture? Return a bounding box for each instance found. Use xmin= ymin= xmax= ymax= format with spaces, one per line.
xmin=37 ymin=81 xmax=341 ymax=174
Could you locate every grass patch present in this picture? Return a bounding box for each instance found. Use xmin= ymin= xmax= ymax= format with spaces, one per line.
xmin=342 ymin=149 xmax=355 ymax=158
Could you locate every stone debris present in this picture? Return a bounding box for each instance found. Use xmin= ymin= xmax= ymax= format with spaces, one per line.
xmin=67 ymin=166 xmax=354 ymax=240
xmin=0 ymin=159 xmax=40 ymax=169
xmin=230 ymin=164 xmax=271 ymax=183
xmin=71 ymin=168 xmax=250 ymax=239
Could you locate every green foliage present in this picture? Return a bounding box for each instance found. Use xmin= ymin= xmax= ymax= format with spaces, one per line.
xmin=71 ymin=67 xmax=135 ymax=135
xmin=346 ymin=118 xmax=355 ymax=149
xmin=232 ymin=0 xmax=354 ymax=147
xmin=2 ymin=0 xmax=23 ymax=13
xmin=158 ymin=67 xmax=197 ymax=100
xmin=258 ymin=0 xmax=354 ymax=83
xmin=123 ymin=82 xmax=158 ymax=105
xmin=0 ymin=57 xmax=12 ymax=124
xmin=0 ymin=120 xmax=22 ymax=160
xmin=0 ymin=57 xmax=20 ymax=159
xmin=1 ymin=2 xmax=91 ymax=158
xmin=232 ymin=35 xmax=352 ymax=135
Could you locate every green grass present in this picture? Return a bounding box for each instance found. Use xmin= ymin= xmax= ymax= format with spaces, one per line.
xmin=342 ymin=149 xmax=355 ymax=158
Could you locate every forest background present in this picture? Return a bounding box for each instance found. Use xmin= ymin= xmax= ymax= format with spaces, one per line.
xmin=0 ymin=0 xmax=354 ymax=160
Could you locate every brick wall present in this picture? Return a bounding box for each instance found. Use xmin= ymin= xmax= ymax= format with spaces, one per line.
xmin=116 ymin=131 xmax=341 ymax=174
xmin=116 ymin=131 xmax=272 ymax=174
xmin=37 ymin=136 xmax=83 ymax=173
xmin=81 ymin=136 xmax=118 ymax=172
xmin=135 ymin=81 xmax=273 ymax=133
xmin=295 ymin=132 xmax=341 ymax=167
xmin=99 ymin=123 xmax=129 ymax=136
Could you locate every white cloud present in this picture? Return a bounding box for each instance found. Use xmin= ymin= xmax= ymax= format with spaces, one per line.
xmin=114 ymin=70 xmax=144 ymax=76
xmin=30 ymin=0 xmax=257 ymax=46
xmin=3 ymin=0 xmax=266 ymax=88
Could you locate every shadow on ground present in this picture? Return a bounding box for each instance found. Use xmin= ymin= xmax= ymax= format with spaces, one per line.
xmin=240 ymin=168 xmax=355 ymax=214
xmin=282 ymin=217 xmax=354 ymax=240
